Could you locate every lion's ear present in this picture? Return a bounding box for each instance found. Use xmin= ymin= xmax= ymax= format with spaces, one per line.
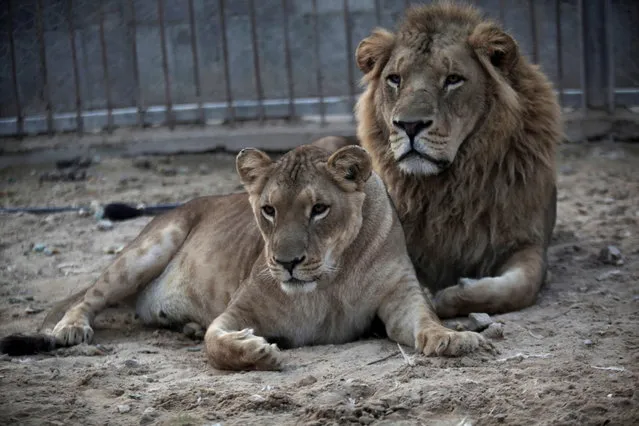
xmin=236 ymin=148 xmax=273 ymax=194
xmin=356 ymin=28 xmax=395 ymax=75
xmin=327 ymin=146 xmax=372 ymax=190
xmin=469 ymin=22 xmax=519 ymax=75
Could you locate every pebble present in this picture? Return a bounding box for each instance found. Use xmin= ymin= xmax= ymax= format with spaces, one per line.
xmin=248 ymin=394 xmax=266 ymax=403
xmin=123 ymin=359 xmax=140 ymax=368
xmin=133 ymin=158 xmax=153 ymax=170
xmin=468 ymin=312 xmax=493 ymax=332
xmin=596 ymin=270 xmax=622 ymax=281
xmin=32 ymin=243 xmax=46 ymax=253
xmin=96 ymin=220 xmax=114 ymax=231
xmin=117 ymin=404 xmax=131 ymax=414
xmin=481 ymin=322 xmax=505 ymax=340
xmin=584 ymin=339 xmax=594 ymax=346
xmin=599 ymin=245 xmax=624 ymax=266
xmin=25 ymin=307 xmax=44 ymax=315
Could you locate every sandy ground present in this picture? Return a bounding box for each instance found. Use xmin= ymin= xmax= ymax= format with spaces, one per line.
xmin=0 ymin=141 xmax=638 ymax=426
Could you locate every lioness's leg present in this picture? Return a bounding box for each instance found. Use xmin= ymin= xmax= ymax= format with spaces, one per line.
xmin=204 ymin=309 xmax=282 ymax=371
xmin=52 ymin=215 xmax=191 ymax=346
xmin=434 ymin=246 xmax=545 ymax=318
xmin=378 ymin=276 xmax=492 ymax=356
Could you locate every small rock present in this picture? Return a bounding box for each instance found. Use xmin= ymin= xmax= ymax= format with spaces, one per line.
xmin=185 ymin=346 xmax=202 ymax=352
xmin=133 ymin=158 xmax=153 ymax=170
xmin=468 ymin=312 xmax=493 ymax=332
xmin=596 ymin=270 xmax=622 ymax=281
xmin=599 ymin=245 xmax=624 ymax=266
xmin=128 ymin=393 xmax=143 ymax=400
xmin=104 ymin=245 xmax=125 ymax=255
xmin=123 ymin=359 xmax=140 ymax=368
xmin=43 ymin=247 xmax=59 ymax=256
xmin=248 ymin=394 xmax=266 ymax=403
xmin=296 ymin=375 xmax=318 ymax=386
xmin=32 ymin=243 xmax=46 ymax=253
xmin=25 ymin=307 xmax=44 ymax=315
xmin=96 ymin=220 xmax=114 ymax=231
xmin=117 ymin=404 xmax=131 ymax=414
xmin=481 ymin=322 xmax=505 ymax=340
xmin=77 ymin=208 xmax=91 ymax=217
xmin=584 ymin=339 xmax=594 ymax=347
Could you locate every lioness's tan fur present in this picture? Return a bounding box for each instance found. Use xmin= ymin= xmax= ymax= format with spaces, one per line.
xmin=2 ymin=145 xmax=491 ymax=370
xmin=354 ymin=1 xmax=561 ymax=318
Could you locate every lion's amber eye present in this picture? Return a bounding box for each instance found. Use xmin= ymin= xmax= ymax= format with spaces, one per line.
xmin=261 ymin=205 xmax=275 ymax=217
xmin=444 ymin=74 xmax=464 ymax=87
xmin=311 ymin=203 xmax=329 ymax=217
xmin=386 ymin=74 xmax=401 ymax=86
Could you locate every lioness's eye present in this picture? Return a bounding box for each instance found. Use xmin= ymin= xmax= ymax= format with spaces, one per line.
xmin=311 ymin=203 xmax=330 ymax=218
xmin=444 ymin=74 xmax=465 ymax=88
xmin=261 ymin=205 xmax=275 ymax=218
xmin=386 ymin=74 xmax=401 ymax=87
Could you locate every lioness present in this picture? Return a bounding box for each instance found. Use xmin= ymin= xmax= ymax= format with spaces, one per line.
xmin=353 ymin=2 xmax=562 ymax=318
xmin=1 ymin=145 xmax=491 ymax=370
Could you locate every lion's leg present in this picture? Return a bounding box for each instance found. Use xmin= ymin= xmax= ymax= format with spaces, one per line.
xmin=434 ymin=245 xmax=545 ymax=318
xmin=204 ymin=308 xmax=282 ymax=371
xmin=377 ymin=276 xmax=493 ymax=357
xmin=52 ymin=217 xmax=191 ymax=346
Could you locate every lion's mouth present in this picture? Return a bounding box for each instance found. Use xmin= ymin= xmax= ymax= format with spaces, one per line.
xmin=397 ymin=149 xmax=451 ymax=169
xmin=283 ymin=277 xmax=312 ymax=285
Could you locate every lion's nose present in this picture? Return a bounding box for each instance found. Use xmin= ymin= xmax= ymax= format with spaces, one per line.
xmin=275 ymin=256 xmax=305 ymax=274
xmin=393 ymin=120 xmax=433 ymax=140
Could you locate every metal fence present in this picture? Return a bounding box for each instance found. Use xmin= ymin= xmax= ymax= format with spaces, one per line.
xmin=0 ymin=0 xmax=638 ymax=138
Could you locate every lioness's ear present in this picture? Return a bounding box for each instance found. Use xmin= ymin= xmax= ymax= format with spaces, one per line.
xmin=327 ymin=146 xmax=372 ymax=190
xmin=468 ymin=22 xmax=519 ymax=75
xmin=236 ymin=148 xmax=273 ymax=193
xmin=356 ymin=28 xmax=395 ymax=75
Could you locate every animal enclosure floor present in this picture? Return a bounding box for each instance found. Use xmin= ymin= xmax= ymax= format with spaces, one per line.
xmin=0 ymin=142 xmax=638 ymax=426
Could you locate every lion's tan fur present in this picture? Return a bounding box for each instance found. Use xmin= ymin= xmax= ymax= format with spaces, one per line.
xmin=6 ymin=144 xmax=492 ymax=370
xmin=354 ymin=1 xmax=561 ymax=317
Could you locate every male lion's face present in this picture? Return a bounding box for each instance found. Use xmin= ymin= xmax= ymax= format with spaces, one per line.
xmin=378 ymin=43 xmax=487 ymax=176
xmin=236 ymin=145 xmax=372 ymax=295
xmin=356 ymin=6 xmax=520 ymax=177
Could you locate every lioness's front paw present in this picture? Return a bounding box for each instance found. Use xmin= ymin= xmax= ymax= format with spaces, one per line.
xmin=209 ymin=328 xmax=282 ymax=371
xmin=52 ymin=321 xmax=94 ymax=346
xmin=417 ymin=327 xmax=495 ymax=357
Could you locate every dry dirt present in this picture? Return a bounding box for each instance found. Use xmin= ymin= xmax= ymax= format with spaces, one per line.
xmin=0 ymin=141 xmax=638 ymax=426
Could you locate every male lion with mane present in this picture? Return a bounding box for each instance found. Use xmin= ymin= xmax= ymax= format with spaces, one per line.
xmin=351 ymin=1 xmax=561 ymax=318
xmin=1 ymin=145 xmax=491 ymax=371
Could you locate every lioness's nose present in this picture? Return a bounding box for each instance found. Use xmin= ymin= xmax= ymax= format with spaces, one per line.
xmin=275 ymin=255 xmax=305 ymax=274
xmin=393 ymin=120 xmax=432 ymax=140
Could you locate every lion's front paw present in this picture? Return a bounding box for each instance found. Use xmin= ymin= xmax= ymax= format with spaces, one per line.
xmin=209 ymin=328 xmax=282 ymax=371
xmin=52 ymin=320 xmax=94 ymax=346
xmin=417 ymin=327 xmax=495 ymax=357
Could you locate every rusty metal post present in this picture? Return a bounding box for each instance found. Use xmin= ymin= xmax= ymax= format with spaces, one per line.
xmin=248 ymin=0 xmax=265 ymax=122
xmin=157 ymin=0 xmax=174 ymax=129
xmin=311 ymin=0 xmax=325 ymax=125
xmin=99 ymin=1 xmax=113 ymax=133
xmin=528 ymin=0 xmax=539 ymax=64
xmin=281 ymin=0 xmax=296 ymax=119
xmin=555 ymin=0 xmax=564 ymax=107
xmin=67 ymin=0 xmax=84 ymax=134
xmin=218 ymin=0 xmax=235 ymax=125
xmin=129 ymin=0 xmax=144 ymax=127
xmin=35 ymin=0 xmax=54 ymax=136
xmin=187 ymin=0 xmax=204 ymax=125
xmin=6 ymin=0 xmax=23 ymax=136
xmin=343 ymin=0 xmax=355 ymax=120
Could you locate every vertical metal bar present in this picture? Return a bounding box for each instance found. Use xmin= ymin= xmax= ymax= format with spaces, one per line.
xmin=129 ymin=0 xmax=144 ymax=127
xmin=99 ymin=0 xmax=113 ymax=133
xmin=577 ymin=0 xmax=587 ymax=114
xmin=218 ymin=0 xmax=235 ymax=125
xmin=157 ymin=0 xmax=174 ymax=129
xmin=343 ymin=0 xmax=355 ymax=120
xmin=374 ymin=0 xmax=381 ymax=26
xmin=67 ymin=0 xmax=83 ymax=134
xmin=311 ymin=0 xmax=325 ymax=125
xmin=555 ymin=0 xmax=563 ymax=107
xmin=281 ymin=0 xmax=296 ymax=119
xmin=6 ymin=0 xmax=23 ymax=136
xmin=528 ymin=0 xmax=539 ymax=64
xmin=604 ymin=0 xmax=615 ymax=115
xmin=187 ymin=0 xmax=204 ymax=125
xmin=35 ymin=0 xmax=53 ymax=136
xmin=248 ymin=0 xmax=265 ymax=122
xmin=499 ymin=0 xmax=506 ymax=27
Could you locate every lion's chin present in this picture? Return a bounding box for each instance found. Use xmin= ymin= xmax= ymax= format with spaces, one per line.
xmin=280 ymin=279 xmax=317 ymax=295
xmin=397 ymin=154 xmax=445 ymax=176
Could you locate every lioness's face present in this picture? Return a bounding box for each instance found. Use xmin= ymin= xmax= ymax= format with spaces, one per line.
xmin=236 ymin=145 xmax=372 ymax=295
